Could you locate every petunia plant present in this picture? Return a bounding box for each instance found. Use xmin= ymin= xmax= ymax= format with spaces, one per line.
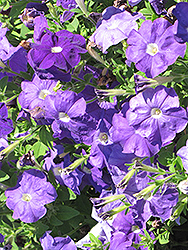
xmin=0 ymin=0 xmax=188 ymax=249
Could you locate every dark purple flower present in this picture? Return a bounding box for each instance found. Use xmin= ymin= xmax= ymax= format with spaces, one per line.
xmin=19 ymin=2 xmax=48 ymax=29
xmin=149 ymin=0 xmax=166 ymax=15
xmin=0 ymin=233 xmax=4 ymax=243
xmin=126 ymin=18 xmax=186 ymax=78
xmin=5 ymin=169 xmax=57 ymax=223
xmin=89 ymin=10 xmax=142 ymax=53
xmin=126 ymin=85 xmax=188 ymax=147
xmin=18 ymin=74 xmax=57 ymax=110
xmin=60 ymin=10 xmax=75 ymax=23
xmin=0 ymin=103 xmax=14 ymax=138
xmin=56 ymin=0 xmax=77 ymax=9
xmin=28 ymin=29 xmax=87 ymax=71
xmin=40 ymin=231 xmax=76 ymax=250
xmin=177 ymin=140 xmax=188 ymax=173
xmin=172 ymin=2 xmax=188 ymax=43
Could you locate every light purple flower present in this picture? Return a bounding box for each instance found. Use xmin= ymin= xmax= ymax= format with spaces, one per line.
xmin=44 ymin=90 xmax=90 ymax=140
xmin=18 ymin=74 xmax=57 ymax=110
xmin=28 ymin=29 xmax=87 ymax=71
xmin=5 ymin=169 xmax=57 ymax=223
xmin=111 ymin=112 xmax=159 ymax=157
xmin=177 ymin=140 xmax=188 ymax=173
xmin=126 ymin=18 xmax=186 ymax=78
xmin=126 ymin=85 xmax=188 ymax=146
xmin=40 ymin=231 xmax=76 ymax=250
xmin=89 ymin=10 xmax=142 ymax=53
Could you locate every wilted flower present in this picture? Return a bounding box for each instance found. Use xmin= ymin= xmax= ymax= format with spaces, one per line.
xmin=89 ymin=10 xmax=142 ymax=53
xmin=19 ymin=2 xmax=48 ymax=29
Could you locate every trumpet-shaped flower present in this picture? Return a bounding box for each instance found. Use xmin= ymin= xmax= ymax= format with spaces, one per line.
xmin=126 ymin=18 xmax=186 ymax=78
xmin=5 ymin=169 xmax=57 ymax=223
xmin=126 ymin=85 xmax=188 ymax=146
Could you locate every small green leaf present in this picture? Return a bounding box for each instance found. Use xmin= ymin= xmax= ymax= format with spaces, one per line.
xmin=0 ymin=170 xmax=9 ymax=182
xmin=58 ymin=205 xmax=80 ymax=221
xmin=49 ymin=215 xmax=63 ymax=226
xmin=33 ymin=141 xmax=48 ymax=159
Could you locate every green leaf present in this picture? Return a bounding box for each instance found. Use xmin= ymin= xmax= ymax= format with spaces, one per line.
xmin=83 ymin=73 xmax=93 ymax=83
xmin=34 ymin=221 xmax=49 ymax=238
xmin=10 ymin=0 xmax=28 ymax=18
xmin=58 ymin=205 xmax=80 ymax=221
xmin=89 ymin=233 xmax=102 ymax=245
xmin=33 ymin=141 xmax=48 ymax=159
xmin=20 ymin=24 xmax=31 ymax=38
xmin=49 ymin=215 xmax=63 ymax=226
xmin=68 ymin=187 xmax=77 ymax=200
xmin=158 ymin=231 xmax=170 ymax=244
xmin=39 ymin=126 xmax=54 ymax=149
xmin=0 ymin=170 xmax=9 ymax=182
xmin=176 ymin=134 xmax=188 ymax=151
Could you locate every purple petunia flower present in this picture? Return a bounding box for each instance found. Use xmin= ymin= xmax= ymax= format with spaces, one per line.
xmin=18 ymin=74 xmax=57 ymax=110
xmin=111 ymin=110 xmax=159 ymax=157
xmin=28 ymin=29 xmax=87 ymax=71
xmin=126 ymin=85 xmax=188 ymax=147
xmin=40 ymin=231 xmax=76 ymax=250
xmin=0 ymin=233 xmax=4 ymax=243
xmin=44 ymin=90 xmax=95 ymax=141
xmin=56 ymin=0 xmax=77 ymax=10
xmin=5 ymin=169 xmax=57 ymax=223
xmin=126 ymin=18 xmax=186 ymax=78
xmin=177 ymin=140 xmax=188 ymax=173
xmin=0 ymin=103 xmax=14 ymax=138
xmin=89 ymin=10 xmax=142 ymax=53
xmin=172 ymin=2 xmax=188 ymax=43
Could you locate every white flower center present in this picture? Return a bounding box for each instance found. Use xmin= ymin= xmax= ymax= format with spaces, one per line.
xmin=39 ymin=89 xmax=51 ymax=100
xmin=98 ymin=132 xmax=108 ymax=144
xmin=51 ymin=46 xmax=63 ymax=53
xmin=22 ymin=193 xmax=32 ymax=202
xmin=146 ymin=43 xmax=159 ymax=56
xmin=151 ymin=108 xmax=162 ymax=118
xmin=59 ymin=112 xmax=70 ymax=122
